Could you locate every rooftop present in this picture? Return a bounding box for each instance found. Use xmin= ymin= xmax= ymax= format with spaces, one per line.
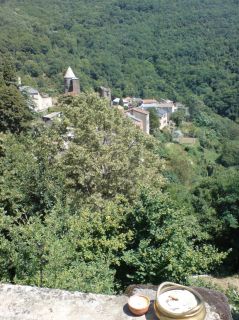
xmin=43 ymin=112 xmax=62 ymax=120
xmin=19 ymin=86 xmax=39 ymax=95
xmin=142 ymin=99 xmax=158 ymax=104
xmin=141 ymin=103 xmax=159 ymax=109
xmin=64 ymin=66 xmax=77 ymax=79
xmin=158 ymin=102 xmax=174 ymax=108
xmin=130 ymin=108 xmax=149 ymax=115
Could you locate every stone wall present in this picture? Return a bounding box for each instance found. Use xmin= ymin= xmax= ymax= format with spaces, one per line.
xmin=0 ymin=284 xmax=232 ymax=320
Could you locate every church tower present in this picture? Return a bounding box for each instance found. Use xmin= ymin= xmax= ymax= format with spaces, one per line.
xmin=64 ymin=67 xmax=80 ymax=95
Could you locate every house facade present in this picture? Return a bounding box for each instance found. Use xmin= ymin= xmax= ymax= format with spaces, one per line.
xmin=157 ymin=99 xmax=177 ymax=118
xmin=125 ymin=112 xmax=144 ymax=131
xmin=126 ymin=108 xmax=150 ymax=134
xmin=157 ymin=109 xmax=168 ymax=130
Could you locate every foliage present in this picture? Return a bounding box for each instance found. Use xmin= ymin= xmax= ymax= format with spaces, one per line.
xmin=0 ymin=84 xmax=34 ymax=133
xmin=188 ymin=277 xmax=239 ymax=320
xmin=0 ymin=94 xmax=166 ymax=292
xmin=122 ymin=189 xmax=226 ymax=285
xmin=190 ymin=100 xmax=239 ymax=142
xmin=0 ymin=0 xmax=238 ymax=119
xmin=0 ymin=55 xmax=16 ymax=86
xmin=0 ymin=131 xmax=65 ymax=218
xmin=1 ymin=92 xmax=234 ymax=293
xmin=164 ymin=143 xmax=198 ymax=185
xmin=192 ymin=168 xmax=239 ymax=271
xmin=218 ymin=140 xmax=239 ymax=167
xmin=227 ymin=287 xmax=239 ymax=320
xmin=0 ymin=0 xmax=239 ymax=292
xmin=0 ymin=56 xmax=34 ymax=133
xmin=170 ymin=109 xmax=186 ymax=127
xmin=0 ymin=207 xmax=117 ymax=293
xmin=59 ymin=93 xmax=164 ymax=202
xmin=148 ymin=108 xmax=159 ymax=135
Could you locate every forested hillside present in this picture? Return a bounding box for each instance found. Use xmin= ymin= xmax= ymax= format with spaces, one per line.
xmin=0 ymin=0 xmax=238 ymax=119
xmin=0 ymin=61 xmax=239 ymax=295
xmin=1 ymin=0 xmax=239 ymax=315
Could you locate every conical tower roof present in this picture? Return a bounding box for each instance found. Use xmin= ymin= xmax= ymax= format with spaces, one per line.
xmin=64 ymin=66 xmax=77 ymax=79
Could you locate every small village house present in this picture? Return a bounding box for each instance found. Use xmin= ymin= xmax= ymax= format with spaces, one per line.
xmin=126 ymin=108 xmax=150 ymax=134
xmin=19 ymin=86 xmax=53 ymax=112
xmin=112 ymin=98 xmax=130 ymax=108
xmin=140 ymin=99 xmax=159 ymax=109
xmin=125 ymin=112 xmax=144 ymax=131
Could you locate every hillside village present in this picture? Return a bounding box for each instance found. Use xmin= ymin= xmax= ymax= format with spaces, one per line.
xmin=18 ymin=67 xmax=192 ymax=140
xmin=1 ymin=1 xmax=239 ymax=316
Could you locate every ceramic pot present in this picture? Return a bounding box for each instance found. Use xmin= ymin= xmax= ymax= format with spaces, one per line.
xmin=128 ymin=295 xmax=150 ymax=316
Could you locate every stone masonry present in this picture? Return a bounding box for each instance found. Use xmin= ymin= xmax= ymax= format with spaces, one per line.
xmin=0 ymin=284 xmax=232 ymax=320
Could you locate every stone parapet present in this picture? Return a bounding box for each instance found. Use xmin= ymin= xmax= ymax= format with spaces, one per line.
xmin=0 ymin=284 xmax=232 ymax=320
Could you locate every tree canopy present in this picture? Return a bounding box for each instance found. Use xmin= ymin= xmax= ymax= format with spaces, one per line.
xmin=0 ymin=0 xmax=238 ymax=119
xmin=0 ymin=93 xmax=229 ymax=292
xmin=0 ymin=56 xmax=33 ymax=133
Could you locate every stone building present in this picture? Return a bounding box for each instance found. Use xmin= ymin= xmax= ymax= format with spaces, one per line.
xmin=19 ymin=86 xmax=53 ymax=112
xmin=64 ymin=67 xmax=80 ymax=95
xmin=140 ymin=99 xmax=177 ymax=120
xmin=125 ymin=113 xmax=144 ymax=131
xmin=126 ymin=108 xmax=150 ymax=134
xmin=157 ymin=109 xmax=168 ymax=130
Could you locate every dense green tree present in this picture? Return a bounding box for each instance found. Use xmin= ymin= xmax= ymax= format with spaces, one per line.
xmin=59 ymin=93 xmax=164 ymax=202
xmin=218 ymin=140 xmax=239 ymax=167
xmin=122 ymin=189 xmax=226 ymax=284
xmin=0 ymin=55 xmax=16 ymax=86
xmin=192 ymin=169 xmax=239 ymax=270
xmin=0 ymin=85 xmax=33 ymax=133
xmin=170 ymin=109 xmax=186 ymax=127
xmin=0 ymin=94 xmax=166 ymax=292
xmin=0 ymin=55 xmax=34 ymax=133
xmin=119 ymin=98 xmax=124 ymax=107
xmin=148 ymin=108 xmax=159 ymax=135
xmin=5 ymin=199 xmax=132 ymax=293
xmin=0 ymin=133 xmax=58 ymax=218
